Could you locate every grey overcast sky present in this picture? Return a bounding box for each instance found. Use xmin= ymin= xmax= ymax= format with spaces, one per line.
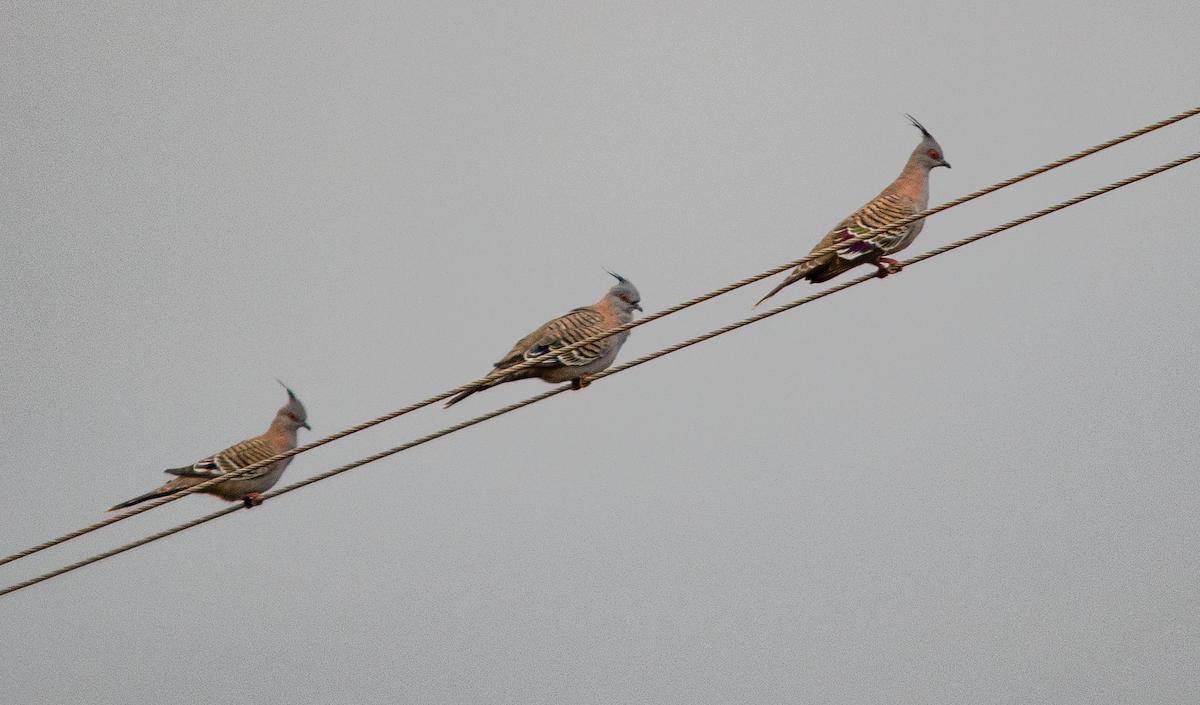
xmin=2 ymin=1 xmax=1199 ymax=703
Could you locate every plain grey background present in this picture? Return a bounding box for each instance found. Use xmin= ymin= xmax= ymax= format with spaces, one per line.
xmin=2 ymin=2 xmax=1198 ymax=703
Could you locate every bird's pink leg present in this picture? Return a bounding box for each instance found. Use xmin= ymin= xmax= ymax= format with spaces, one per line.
xmin=874 ymin=257 xmax=903 ymax=278
xmin=242 ymin=492 xmax=263 ymax=509
xmin=572 ymin=375 xmax=592 ymax=390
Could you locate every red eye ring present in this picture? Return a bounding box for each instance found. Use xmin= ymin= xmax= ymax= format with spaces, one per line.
xmin=927 ymin=149 xmax=940 ymax=160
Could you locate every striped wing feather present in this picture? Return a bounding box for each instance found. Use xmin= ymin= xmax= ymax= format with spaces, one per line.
xmin=836 ymin=193 xmax=918 ymax=261
xmin=166 ymin=436 xmax=278 ymax=481
xmin=526 ymin=307 xmax=609 ymax=366
xmin=493 ymin=307 xmax=609 ymax=369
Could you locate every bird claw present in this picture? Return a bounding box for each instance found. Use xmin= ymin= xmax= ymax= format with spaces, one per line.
xmin=242 ymin=492 xmax=263 ymax=509
xmin=572 ymin=375 xmax=592 ymax=390
xmin=874 ymin=258 xmax=903 ymax=278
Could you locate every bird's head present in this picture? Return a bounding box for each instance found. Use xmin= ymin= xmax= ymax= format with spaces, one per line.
xmin=605 ymin=271 xmax=643 ymax=315
xmin=275 ymin=380 xmax=311 ymax=431
xmin=906 ymin=114 xmax=951 ymax=170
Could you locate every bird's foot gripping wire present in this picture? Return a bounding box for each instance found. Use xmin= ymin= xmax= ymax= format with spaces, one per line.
xmin=874 ymin=257 xmax=903 ymax=278
xmin=571 ymin=375 xmax=593 ymax=390
xmin=242 ymin=492 xmax=264 ymax=509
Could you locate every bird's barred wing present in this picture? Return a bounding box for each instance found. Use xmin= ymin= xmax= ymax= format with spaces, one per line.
xmin=523 ymin=307 xmax=610 ymax=366
xmin=164 ymin=456 xmax=224 ymax=479
xmin=835 ymin=193 xmax=918 ymax=261
xmin=165 ymin=437 xmax=278 ymax=481
xmin=213 ymin=437 xmax=280 ymax=480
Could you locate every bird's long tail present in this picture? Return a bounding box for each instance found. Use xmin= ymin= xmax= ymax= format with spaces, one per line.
xmin=107 ymin=489 xmax=178 ymax=512
xmin=443 ymin=388 xmax=477 ymax=408
xmin=752 ymin=271 xmax=804 ymax=309
xmin=445 ymin=362 xmax=540 ymax=408
xmin=444 ymin=374 xmax=503 ymax=408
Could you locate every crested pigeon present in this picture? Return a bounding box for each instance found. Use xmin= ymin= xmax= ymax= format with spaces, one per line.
xmin=755 ymin=116 xmax=951 ymax=307
xmin=108 ymin=383 xmax=311 ymax=511
xmin=445 ymin=272 xmax=643 ymax=407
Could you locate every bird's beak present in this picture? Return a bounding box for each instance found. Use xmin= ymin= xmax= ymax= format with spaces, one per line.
xmin=940 ymin=160 xmax=951 ymax=169
xmin=634 ymin=303 xmax=643 ymax=312
xmin=302 ymin=421 xmax=311 ymax=430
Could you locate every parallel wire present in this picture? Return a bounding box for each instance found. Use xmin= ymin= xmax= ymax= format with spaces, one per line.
xmin=3 ymin=149 xmax=1196 ymax=599
xmin=2 ymin=105 xmax=1196 ymax=569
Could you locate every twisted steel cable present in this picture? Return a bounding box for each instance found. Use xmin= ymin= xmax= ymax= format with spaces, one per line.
xmin=2 ymin=106 xmax=1196 ymax=570
xmin=2 ymin=148 xmax=1195 ymax=598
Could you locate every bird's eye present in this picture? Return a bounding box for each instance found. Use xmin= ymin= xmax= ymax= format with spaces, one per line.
xmin=927 ymin=149 xmax=940 ymax=160
xmin=620 ymin=295 xmax=628 ymax=302
xmin=288 ymin=413 xmax=299 ymax=422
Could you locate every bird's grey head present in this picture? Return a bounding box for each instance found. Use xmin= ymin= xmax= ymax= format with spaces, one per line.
xmin=906 ymin=114 xmax=951 ymax=170
xmin=275 ymin=380 xmax=311 ymax=431
xmin=605 ymin=271 xmax=643 ymax=316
